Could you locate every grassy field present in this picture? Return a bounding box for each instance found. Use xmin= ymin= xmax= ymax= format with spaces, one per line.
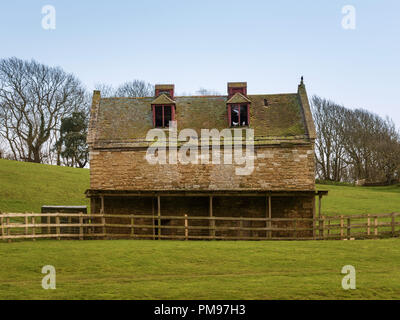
xmin=0 ymin=158 xmax=399 ymax=215
xmin=0 ymin=159 xmax=89 ymax=213
xmin=1 ymin=159 xmax=400 ymax=300
xmin=1 ymin=239 xmax=400 ymax=300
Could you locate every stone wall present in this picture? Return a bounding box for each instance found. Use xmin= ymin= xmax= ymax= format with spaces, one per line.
xmin=89 ymin=144 xmax=315 ymax=191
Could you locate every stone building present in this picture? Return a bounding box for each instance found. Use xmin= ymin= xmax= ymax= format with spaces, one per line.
xmin=86 ymin=79 xmax=326 ymax=239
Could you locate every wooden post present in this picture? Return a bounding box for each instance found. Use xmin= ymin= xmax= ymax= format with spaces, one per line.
xmin=47 ymin=215 xmax=51 ymax=235
xmin=391 ymin=212 xmax=395 ymax=238
xmin=318 ymin=194 xmax=322 ymax=219
xmin=367 ymin=214 xmax=371 ymax=236
xmin=293 ymin=219 xmax=297 ymax=239
xmin=79 ymin=215 xmax=83 ymax=240
xmin=347 ymin=217 xmax=351 ymax=240
xmin=152 ymin=198 xmax=155 ymax=240
xmin=6 ymin=217 xmax=10 ymax=243
xmin=268 ymin=196 xmax=272 ymax=239
xmin=56 ymin=215 xmax=60 ymax=240
xmin=327 ymin=219 xmax=330 ymax=238
xmin=157 ymin=196 xmax=161 ymax=240
xmin=209 ymin=196 xmax=215 ymax=239
xmin=374 ymin=216 xmax=378 ymax=237
xmin=100 ymin=196 xmax=105 ymax=214
xmin=102 ymin=215 xmax=106 ymax=239
xmin=25 ymin=216 xmax=28 ymax=238
xmin=184 ymin=214 xmax=188 ymax=240
xmin=68 ymin=216 xmax=72 ymax=235
xmin=31 ymin=216 xmax=35 ymax=241
xmin=131 ymin=215 xmax=135 ymax=238
xmin=312 ymin=196 xmax=316 ymax=240
xmin=320 ymin=216 xmax=325 ymax=240
xmin=240 ymin=219 xmax=243 ymax=239
xmin=0 ymin=215 xmax=3 ymax=241
xmin=340 ymin=215 xmax=344 ymax=240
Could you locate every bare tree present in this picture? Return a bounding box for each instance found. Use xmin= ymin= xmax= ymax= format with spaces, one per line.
xmin=94 ymin=83 xmax=117 ymax=98
xmin=95 ymin=80 xmax=154 ymax=98
xmin=311 ymin=96 xmax=347 ymax=181
xmin=312 ymin=95 xmax=400 ymax=184
xmin=0 ymin=57 xmax=87 ymax=163
xmin=116 ymin=80 xmax=154 ymax=97
xmin=195 ymin=88 xmax=221 ymax=96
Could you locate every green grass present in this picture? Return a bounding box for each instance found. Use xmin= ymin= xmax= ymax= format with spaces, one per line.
xmin=318 ymin=184 xmax=400 ymax=216
xmin=1 ymin=159 xmax=400 ymax=300
xmin=0 ymin=159 xmax=89 ymax=213
xmin=1 ymin=239 xmax=400 ymax=300
xmin=1 ymin=158 xmax=399 ymax=216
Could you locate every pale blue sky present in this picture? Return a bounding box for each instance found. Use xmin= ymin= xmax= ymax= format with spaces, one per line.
xmin=1 ymin=0 xmax=399 ymax=126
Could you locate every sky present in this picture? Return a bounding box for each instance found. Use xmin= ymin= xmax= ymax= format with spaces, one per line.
xmin=0 ymin=0 xmax=399 ymax=126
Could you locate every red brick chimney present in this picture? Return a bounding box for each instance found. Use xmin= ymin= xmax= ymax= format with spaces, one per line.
xmin=155 ymin=84 xmax=174 ymax=99
xmin=227 ymin=82 xmax=247 ymax=98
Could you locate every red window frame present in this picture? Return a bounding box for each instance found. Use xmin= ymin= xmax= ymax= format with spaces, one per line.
xmin=228 ymin=103 xmax=250 ymax=127
xmin=152 ymin=104 xmax=175 ymax=128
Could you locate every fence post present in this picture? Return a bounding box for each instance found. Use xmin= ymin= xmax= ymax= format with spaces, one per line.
xmin=391 ymin=212 xmax=395 ymax=238
xmin=327 ymin=219 xmax=330 ymax=238
xmin=6 ymin=218 xmax=11 ymax=242
xmin=31 ymin=216 xmax=35 ymax=241
xmin=131 ymin=215 xmax=134 ymax=239
xmin=319 ymin=216 xmax=324 ymax=240
xmin=211 ymin=217 xmax=216 ymax=240
xmin=184 ymin=214 xmax=188 ymax=241
xmin=340 ymin=215 xmax=344 ymax=240
xmin=48 ymin=216 xmax=51 ymax=235
xmin=347 ymin=217 xmax=351 ymax=240
xmin=367 ymin=214 xmax=371 ymax=236
xmin=102 ymin=215 xmax=106 ymax=240
xmin=239 ymin=219 xmax=243 ymax=239
xmin=68 ymin=216 xmax=72 ymax=235
xmin=0 ymin=215 xmax=3 ymax=241
xmin=293 ymin=219 xmax=297 ymax=239
xmin=56 ymin=215 xmax=60 ymax=240
xmin=25 ymin=215 xmax=28 ymax=238
xmin=79 ymin=215 xmax=83 ymax=240
xmin=374 ymin=216 xmax=378 ymax=238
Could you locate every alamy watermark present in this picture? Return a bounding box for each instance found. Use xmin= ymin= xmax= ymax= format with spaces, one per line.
xmin=341 ymin=265 xmax=356 ymax=290
xmin=41 ymin=5 xmax=56 ymax=30
xmin=41 ymin=265 xmax=56 ymax=289
xmin=145 ymin=121 xmax=255 ymax=176
xmin=341 ymin=5 xmax=356 ymax=30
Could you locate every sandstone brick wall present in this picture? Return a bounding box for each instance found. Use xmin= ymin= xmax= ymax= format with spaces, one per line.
xmin=89 ymin=144 xmax=315 ymax=191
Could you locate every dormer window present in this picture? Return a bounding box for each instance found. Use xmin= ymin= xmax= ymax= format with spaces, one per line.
xmin=230 ymin=104 xmax=249 ymax=127
xmin=226 ymin=82 xmax=251 ymax=127
xmin=154 ymin=105 xmax=174 ymax=128
xmin=152 ymin=84 xmax=176 ymax=128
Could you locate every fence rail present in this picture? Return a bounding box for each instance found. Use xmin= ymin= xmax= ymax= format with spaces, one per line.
xmin=0 ymin=212 xmax=399 ymax=242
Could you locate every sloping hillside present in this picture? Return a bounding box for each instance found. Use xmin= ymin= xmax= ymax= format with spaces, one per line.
xmin=0 ymin=159 xmax=89 ymax=212
xmin=0 ymin=159 xmax=399 ymax=214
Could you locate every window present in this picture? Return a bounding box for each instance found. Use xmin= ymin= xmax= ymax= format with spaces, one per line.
xmin=153 ymin=105 xmax=174 ymax=128
xmin=229 ymin=104 xmax=249 ymax=127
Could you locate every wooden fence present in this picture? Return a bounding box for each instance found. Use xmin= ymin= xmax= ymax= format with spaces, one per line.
xmin=0 ymin=212 xmax=399 ymax=242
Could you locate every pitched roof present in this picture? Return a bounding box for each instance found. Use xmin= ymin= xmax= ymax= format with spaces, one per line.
xmin=88 ymin=86 xmax=315 ymax=148
xmin=226 ymin=92 xmax=252 ymax=104
xmin=151 ymin=93 xmax=175 ymax=105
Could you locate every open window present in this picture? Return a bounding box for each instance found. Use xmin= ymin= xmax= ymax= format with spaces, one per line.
xmin=153 ymin=105 xmax=174 ymax=128
xmin=229 ymin=104 xmax=249 ymax=127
